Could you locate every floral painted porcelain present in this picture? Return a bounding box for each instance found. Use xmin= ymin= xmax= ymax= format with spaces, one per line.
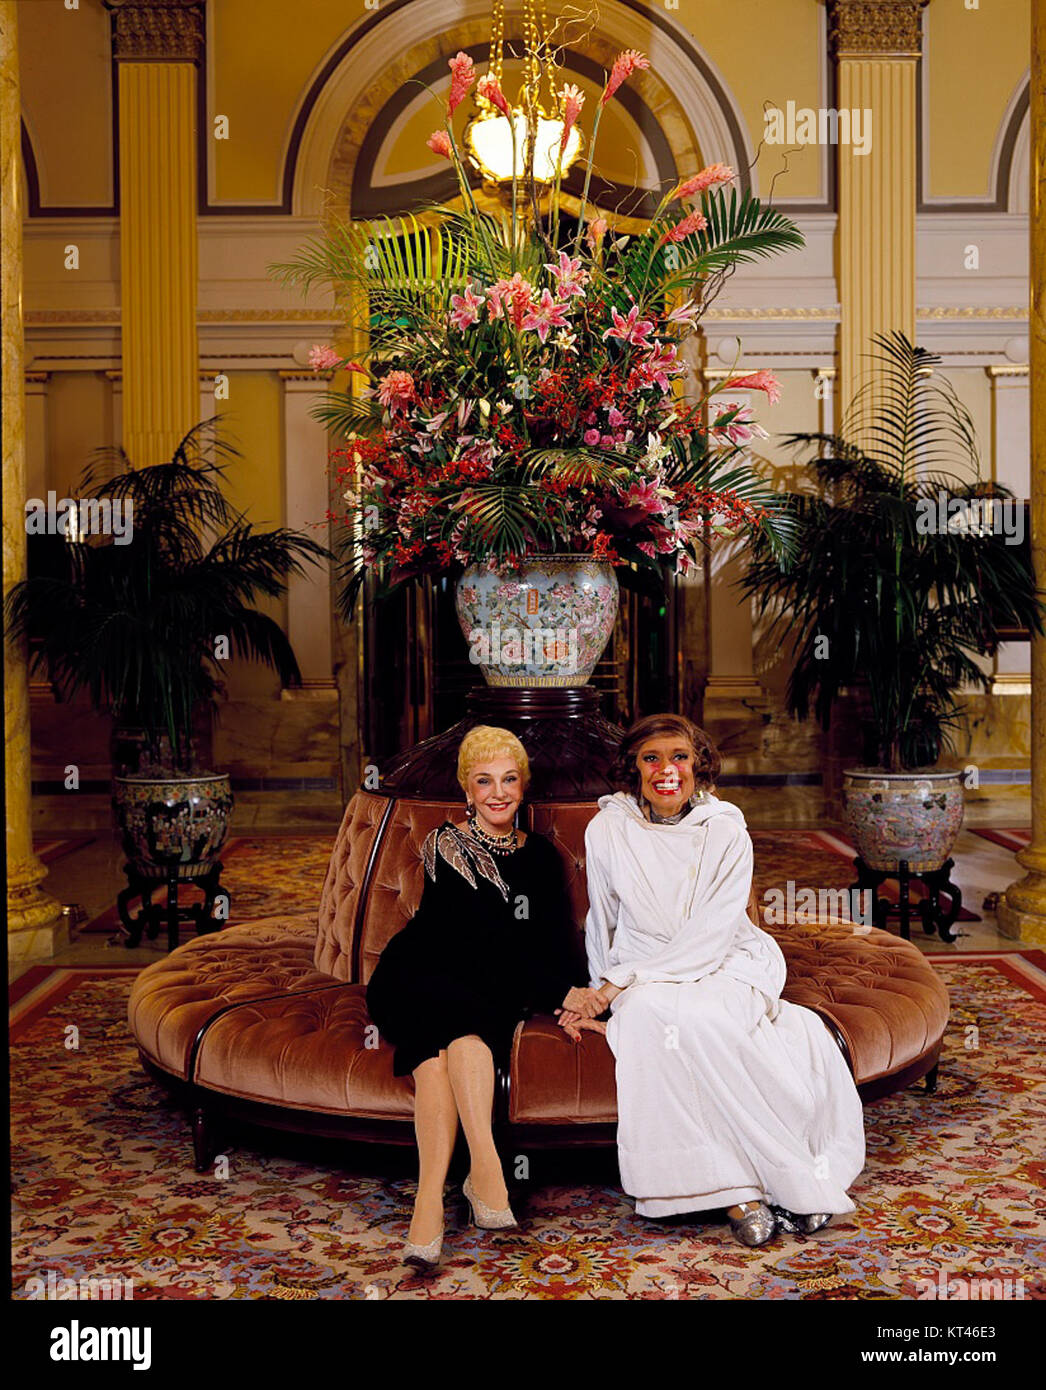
xmin=842 ymin=768 xmax=964 ymax=873
xmin=456 ymin=554 xmax=619 ymax=687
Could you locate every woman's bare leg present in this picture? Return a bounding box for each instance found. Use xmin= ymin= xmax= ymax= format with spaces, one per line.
xmin=409 ymin=1051 xmax=458 ymax=1244
xmin=445 ymin=1034 xmax=509 ymax=1210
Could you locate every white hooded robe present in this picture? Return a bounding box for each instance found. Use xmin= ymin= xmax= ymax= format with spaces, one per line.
xmin=584 ymin=792 xmax=866 ymax=1218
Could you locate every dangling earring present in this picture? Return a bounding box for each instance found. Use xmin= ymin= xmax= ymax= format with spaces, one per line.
xmin=689 ymin=788 xmax=706 ymax=807
xmin=466 ymin=801 xmax=477 ymax=823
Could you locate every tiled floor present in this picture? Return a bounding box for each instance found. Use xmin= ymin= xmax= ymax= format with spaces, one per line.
xmin=10 ymin=820 xmax=1034 ymax=988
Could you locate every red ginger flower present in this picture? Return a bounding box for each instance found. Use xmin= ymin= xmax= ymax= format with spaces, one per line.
xmin=721 ymin=369 xmax=783 ymax=405
xmin=560 ymin=83 xmax=585 ymax=151
xmin=671 ymin=163 xmax=735 ymax=202
xmin=477 ymin=73 xmax=511 ymax=117
xmin=602 ymin=50 xmax=649 ymax=105
xmin=427 ymin=130 xmax=452 ymax=159
xmin=659 ymin=209 xmax=708 ymax=245
xmin=448 ymin=52 xmax=476 ymax=116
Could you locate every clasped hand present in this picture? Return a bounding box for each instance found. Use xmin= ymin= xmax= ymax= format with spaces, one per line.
xmin=554 ymin=983 xmax=622 ymax=1042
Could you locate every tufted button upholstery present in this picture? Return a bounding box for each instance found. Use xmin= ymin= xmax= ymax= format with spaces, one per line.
xmin=129 ymin=792 xmax=950 ymax=1136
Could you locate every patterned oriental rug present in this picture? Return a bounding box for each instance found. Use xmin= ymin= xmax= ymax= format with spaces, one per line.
xmin=78 ymin=829 xmax=985 ymax=936
xmin=10 ymin=955 xmax=1046 ymax=1301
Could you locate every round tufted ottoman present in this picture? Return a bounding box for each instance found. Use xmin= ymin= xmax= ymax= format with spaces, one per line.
xmin=128 ymin=792 xmax=951 ymax=1169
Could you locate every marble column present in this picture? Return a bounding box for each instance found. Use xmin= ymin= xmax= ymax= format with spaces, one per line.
xmin=828 ymin=0 xmax=927 ymax=417
xmin=103 ymin=0 xmax=202 ymax=464
xmin=999 ymin=0 xmax=1046 ymax=946
xmin=2 ymin=0 xmax=65 ymax=956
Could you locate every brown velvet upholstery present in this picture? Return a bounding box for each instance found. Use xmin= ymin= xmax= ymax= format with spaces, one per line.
xmin=128 ymin=792 xmax=950 ymax=1138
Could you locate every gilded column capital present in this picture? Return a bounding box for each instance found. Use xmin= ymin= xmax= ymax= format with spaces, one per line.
xmin=102 ymin=0 xmax=203 ymax=64
xmin=826 ymin=0 xmax=930 ymax=60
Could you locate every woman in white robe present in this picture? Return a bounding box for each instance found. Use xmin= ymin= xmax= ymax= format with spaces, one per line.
xmin=560 ymin=714 xmax=866 ymax=1245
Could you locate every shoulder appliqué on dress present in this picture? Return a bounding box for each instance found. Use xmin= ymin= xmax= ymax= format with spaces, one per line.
xmin=423 ymin=824 xmax=510 ymax=902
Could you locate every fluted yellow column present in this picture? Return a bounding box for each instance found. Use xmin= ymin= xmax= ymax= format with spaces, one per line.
xmin=829 ymin=1 xmax=927 ymax=415
xmin=999 ymin=0 xmax=1046 ymax=946
xmin=2 ymin=0 xmax=65 ymax=956
xmin=104 ymin=0 xmax=202 ymax=464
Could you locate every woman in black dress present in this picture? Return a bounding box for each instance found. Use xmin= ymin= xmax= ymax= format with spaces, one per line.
xmin=365 ymin=725 xmax=603 ymax=1268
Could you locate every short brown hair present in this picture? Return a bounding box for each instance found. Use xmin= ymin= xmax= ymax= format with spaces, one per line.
xmin=611 ymin=713 xmax=721 ymax=801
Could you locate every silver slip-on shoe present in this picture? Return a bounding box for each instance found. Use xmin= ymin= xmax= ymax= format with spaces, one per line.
xmin=728 ymin=1201 xmax=777 ymax=1247
xmin=770 ymin=1204 xmax=832 ymax=1235
xmin=463 ymin=1174 xmax=518 ymax=1231
xmin=797 ymin=1213 xmax=832 ymax=1234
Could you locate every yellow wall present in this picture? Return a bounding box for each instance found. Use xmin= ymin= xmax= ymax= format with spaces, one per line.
xmin=17 ymin=0 xmax=1030 ymax=210
xmin=925 ymin=0 xmax=1030 ymax=200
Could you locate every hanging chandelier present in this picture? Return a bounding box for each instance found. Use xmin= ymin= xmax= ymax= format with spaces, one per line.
xmin=463 ymin=0 xmax=584 ymax=185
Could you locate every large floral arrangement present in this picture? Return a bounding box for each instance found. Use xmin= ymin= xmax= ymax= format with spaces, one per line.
xmin=271 ymin=48 xmax=802 ymax=610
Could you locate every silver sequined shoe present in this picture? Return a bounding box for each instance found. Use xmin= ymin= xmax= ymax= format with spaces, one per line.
xmin=402 ymin=1225 xmax=443 ymax=1269
xmin=463 ymin=1174 xmax=518 ymax=1231
xmin=728 ymin=1201 xmax=777 ymax=1247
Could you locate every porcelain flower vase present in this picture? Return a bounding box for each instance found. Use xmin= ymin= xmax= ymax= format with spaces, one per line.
xmin=455 ymin=554 xmax=619 ymax=687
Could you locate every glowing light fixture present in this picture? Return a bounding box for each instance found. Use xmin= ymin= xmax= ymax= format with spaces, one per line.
xmin=463 ymin=0 xmax=584 ymax=185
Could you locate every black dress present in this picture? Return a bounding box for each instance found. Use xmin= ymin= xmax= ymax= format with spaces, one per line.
xmin=365 ymin=822 xmax=584 ymax=1077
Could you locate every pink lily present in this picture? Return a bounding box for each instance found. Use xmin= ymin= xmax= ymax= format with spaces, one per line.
xmin=449 ymin=284 xmax=485 ymax=332
xmin=543 ymin=250 xmax=589 ymax=298
xmin=602 ymin=304 xmax=656 ymax=348
xmin=666 ymin=299 xmax=701 ymax=327
xmin=521 ymin=288 xmax=571 ymax=344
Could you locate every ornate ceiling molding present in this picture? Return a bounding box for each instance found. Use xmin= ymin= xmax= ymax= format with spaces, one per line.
xmin=102 ymin=0 xmax=204 ymax=64
xmin=827 ymin=0 xmax=929 ymax=60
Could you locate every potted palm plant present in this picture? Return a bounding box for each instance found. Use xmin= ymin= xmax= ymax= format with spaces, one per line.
xmin=6 ymin=419 xmax=330 ymax=882
xmin=742 ymin=331 xmax=1044 ymax=872
xmin=269 ymin=47 xmax=802 ymax=687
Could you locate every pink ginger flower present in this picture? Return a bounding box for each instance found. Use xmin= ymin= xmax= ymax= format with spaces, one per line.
xmin=585 ymin=217 xmax=609 ymax=251
xmin=477 ymin=73 xmax=511 ymax=117
xmin=521 ymin=288 xmax=571 ymax=344
xmin=427 ymin=130 xmax=452 ymax=159
xmin=602 ymin=303 xmax=656 ymax=348
xmin=544 ymin=250 xmax=589 ymax=298
xmin=487 ymin=273 xmax=536 ymax=331
xmin=377 ymin=370 xmax=417 ymax=414
xmin=659 ymin=209 xmax=708 ymax=246
xmin=560 ymin=82 xmax=585 ymax=151
xmin=671 ymin=162 xmax=734 ymax=202
xmin=721 ymin=369 xmax=783 ymax=406
xmin=447 ymin=52 xmax=476 ymax=117
xmin=308 ymin=344 xmax=340 ymax=370
xmin=602 ymin=49 xmax=650 ymax=106
xmin=449 ymin=284 xmax=485 ymax=332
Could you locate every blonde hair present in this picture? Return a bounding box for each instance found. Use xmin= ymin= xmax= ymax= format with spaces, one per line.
xmin=456 ymin=725 xmax=530 ymax=794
